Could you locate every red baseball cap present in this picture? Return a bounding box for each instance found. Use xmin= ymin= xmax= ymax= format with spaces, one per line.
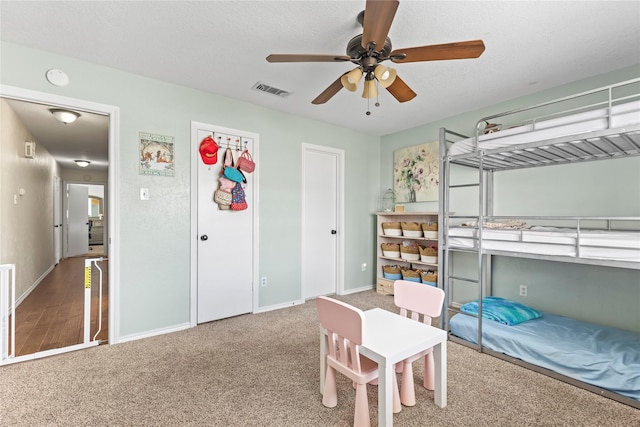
xmin=199 ymin=136 xmax=218 ymax=165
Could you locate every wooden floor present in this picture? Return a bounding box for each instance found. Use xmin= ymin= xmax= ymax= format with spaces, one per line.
xmin=10 ymin=256 xmax=109 ymax=356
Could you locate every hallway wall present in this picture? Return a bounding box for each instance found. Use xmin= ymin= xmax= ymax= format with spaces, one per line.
xmin=0 ymin=99 xmax=60 ymax=302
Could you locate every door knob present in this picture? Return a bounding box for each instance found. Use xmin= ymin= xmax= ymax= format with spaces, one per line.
xmin=331 ymin=230 xmax=337 ymax=234
xmin=200 ymin=235 xmax=208 ymax=241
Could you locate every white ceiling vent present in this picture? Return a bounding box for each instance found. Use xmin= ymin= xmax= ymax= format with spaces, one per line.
xmin=252 ymin=82 xmax=292 ymax=98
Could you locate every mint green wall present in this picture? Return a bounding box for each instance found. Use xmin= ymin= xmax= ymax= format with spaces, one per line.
xmin=380 ymin=64 xmax=640 ymax=332
xmin=1 ymin=42 xmax=380 ymax=338
xmin=3 ymin=39 xmax=638 ymax=337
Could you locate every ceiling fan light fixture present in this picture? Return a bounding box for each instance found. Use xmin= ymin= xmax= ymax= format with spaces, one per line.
xmin=362 ymin=78 xmax=378 ymax=99
xmin=340 ymin=67 xmax=363 ymax=92
xmin=374 ymin=65 xmax=397 ymax=89
xmin=74 ymin=160 xmax=91 ymax=168
xmin=50 ymin=108 xmax=81 ymax=124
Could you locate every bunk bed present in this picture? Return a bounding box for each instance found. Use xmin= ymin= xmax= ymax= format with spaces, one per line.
xmin=438 ymin=78 xmax=640 ymax=408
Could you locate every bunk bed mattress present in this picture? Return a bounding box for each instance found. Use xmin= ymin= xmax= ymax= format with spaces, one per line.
xmin=448 ymin=227 xmax=640 ymax=262
xmin=448 ymin=100 xmax=640 ymax=156
xmin=449 ymin=312 xmax=640 ymax=400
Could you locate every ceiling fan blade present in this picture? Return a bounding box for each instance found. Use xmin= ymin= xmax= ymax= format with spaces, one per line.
xmin=390 ymin=40 xmax=486 ymax=63
xmin=266 ymin=54 xmax=351 ymax=63
xmin=386 ymin=75 xmax=416 ymax=103
xmin=312 ymin=74 xmax=346 ymax=104
xmin=361 ymin=0 xmax=399 ymax=50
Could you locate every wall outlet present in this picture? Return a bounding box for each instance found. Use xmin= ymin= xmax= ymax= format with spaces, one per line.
xmin=261 ymin=277 xmax=267 ymax=287
xmin=519 ymin=285 xmax=528 ymax=297
xmin=361 ymin=263 xmax=367 ymax=271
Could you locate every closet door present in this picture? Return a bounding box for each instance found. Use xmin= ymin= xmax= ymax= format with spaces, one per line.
xmin=301 ymin=144 xmax=344 ymax=298
xmin=195 ymin=124 xmax=255 ymax=323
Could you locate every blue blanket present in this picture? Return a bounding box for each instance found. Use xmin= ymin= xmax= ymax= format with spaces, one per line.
xmin=460 ymin=296 xmax=542 ymax=326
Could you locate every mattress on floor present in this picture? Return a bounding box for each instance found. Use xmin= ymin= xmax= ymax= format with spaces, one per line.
xmin=450 ymin=311 xmax=640 ymax=401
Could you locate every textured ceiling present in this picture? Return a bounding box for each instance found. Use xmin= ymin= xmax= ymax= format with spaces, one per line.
xmin=1 ymin=1 xmax=639 ymax=166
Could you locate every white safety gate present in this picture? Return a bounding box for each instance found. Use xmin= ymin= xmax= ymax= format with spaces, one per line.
xmin=0 ymin=259 xmax=105 ymax=365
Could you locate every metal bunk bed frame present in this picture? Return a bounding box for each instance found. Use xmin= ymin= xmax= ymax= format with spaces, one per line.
xmin=437 ymin=78 xmax=640 ymax=408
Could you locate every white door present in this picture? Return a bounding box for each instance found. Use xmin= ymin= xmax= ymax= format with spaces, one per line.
xmin=67 ymin=184 xmax=89 ymax=257
xmin=195 ymin=124 xmax=255 ymax=323
xmin=54 ymin=175 xmax=62 ymax=264
xmin=302 ymin=144 xmax=343 ymax=299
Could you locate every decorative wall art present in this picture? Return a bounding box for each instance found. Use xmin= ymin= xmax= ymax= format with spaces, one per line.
xmin=393 ymin=141 xmax=439 ymax=203
xmin=139 ymin=132 xmax=175 ymax=177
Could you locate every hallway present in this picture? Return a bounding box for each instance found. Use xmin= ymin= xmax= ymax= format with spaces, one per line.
xmin=10 ymin=256 xmax=109 ymax=356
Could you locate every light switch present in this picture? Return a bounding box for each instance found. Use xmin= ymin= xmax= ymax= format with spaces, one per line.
xmin=140 ymin=188 xmax=149 ymax=200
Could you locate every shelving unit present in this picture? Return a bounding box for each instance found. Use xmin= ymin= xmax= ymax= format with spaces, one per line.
xmin=375 ymin=211 xmax=440 ymax=295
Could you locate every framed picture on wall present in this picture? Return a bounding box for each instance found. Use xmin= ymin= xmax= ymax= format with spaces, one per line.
xmin=139 ymin=132 xmax=175 ymax=177
xmin=393 ymin=141 xmax=439 ymax=202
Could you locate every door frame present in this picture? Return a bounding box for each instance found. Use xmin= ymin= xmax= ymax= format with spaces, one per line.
xmin=301 ymin=143 xmax=345 ymax=297
xmin=0 ymin=84 xmax=120 ymax=361
xmin=189 ymin=121 xmax=260 ymax=327
xmin=54 ymin=175 xmax=62 ymax=265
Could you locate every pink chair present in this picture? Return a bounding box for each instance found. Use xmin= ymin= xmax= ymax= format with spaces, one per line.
xmin=316 ymin=296 xmax=401 ymax=427
xmin=393 ymin=280 xmax=445 ymax=406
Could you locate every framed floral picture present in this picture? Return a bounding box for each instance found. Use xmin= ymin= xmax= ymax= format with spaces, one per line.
xmin=393 ymin=141 xmax=439 ymax=202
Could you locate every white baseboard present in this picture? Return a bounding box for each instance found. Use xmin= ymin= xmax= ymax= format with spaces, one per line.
xmin=253 ymin=298 xmax=305 ymax=314
xmin=341 ymin=284 xmax=375 ymax=295
xmin=117 ymin=322 xmax=191 ymax=344
xmin=13 ymin=264 xmax=55 ymax=310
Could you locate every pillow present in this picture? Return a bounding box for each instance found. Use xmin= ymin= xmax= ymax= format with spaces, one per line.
xmin=460 ymin=296 xmax=542 ymax=326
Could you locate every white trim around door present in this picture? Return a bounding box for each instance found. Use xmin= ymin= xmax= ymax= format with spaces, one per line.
xmin=0 ymin=84 xmax=120 ymax=355
xmin=301 ymin=143 xmax=345 ymax=298
xmin=189 ymin=121 xmax=260 ymax=327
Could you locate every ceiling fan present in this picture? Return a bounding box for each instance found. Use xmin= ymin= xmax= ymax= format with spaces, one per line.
xmin=266 ymin=0 xmax=485 ymax=112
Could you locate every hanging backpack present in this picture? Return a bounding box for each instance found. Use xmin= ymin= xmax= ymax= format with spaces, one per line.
xmin=231 ymin=182 xmax=247 ymax=211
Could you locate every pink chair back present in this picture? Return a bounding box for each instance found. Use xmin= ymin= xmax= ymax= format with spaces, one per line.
xmin=316 ymin=296 xmax=366 ymax=345
xmin=317 ymin=296 xmax=368 ymax=374
xmin=394 ymin=280 xmax=445 ymax=324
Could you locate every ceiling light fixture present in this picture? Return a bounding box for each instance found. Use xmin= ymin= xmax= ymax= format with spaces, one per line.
xmin=362 ymin=74 xmax=378 ymax=99
xmin=340 ymin=67 xmax=363 ymax=92
xmin=340 ymin=64 xmax=397 ymax=116
xmin=74 ymin=160 xmax=91 ymax=168
xmin=373 ymin=65 xmax=397 ymax=89
xmin=50 ymin=109 xmax=81 ymax=124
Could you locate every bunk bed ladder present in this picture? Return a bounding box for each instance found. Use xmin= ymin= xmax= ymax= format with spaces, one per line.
xmin=439 ymin=128 xmax=490 ymax=351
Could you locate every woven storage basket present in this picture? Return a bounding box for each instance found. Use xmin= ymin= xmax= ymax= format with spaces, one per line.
xmin=381 ymin=222 xmax=402 ymax=236
xmin=401 ymin=269 xmax=421 ymax=283
xmin=381 ymin=243 xmax=400 ymax=258
xmin=421 ymin=221 xmax=438 ymax=238
xmin=400 ymin=242 xmax=420 ymax=261
xmin=419 ymin=245 xmax=438 ymax=263
xmin=382 ymin=265 xmax=402 ymax=280
xmin=401 ymin=222 xmax=422 ymax=237
xmin=420 ymin=270 xmax=438 ymax=285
